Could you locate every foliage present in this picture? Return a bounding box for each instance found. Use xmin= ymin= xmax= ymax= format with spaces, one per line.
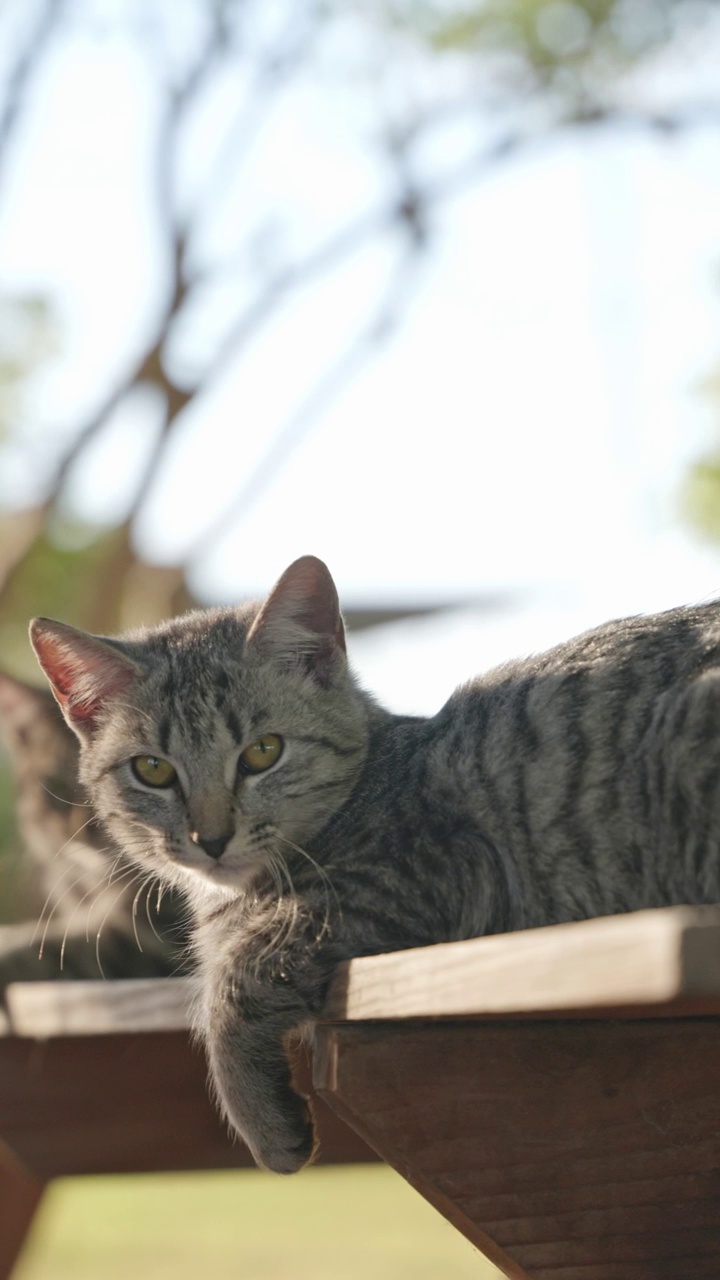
xmin=381 ymin=0 xmax=719 ymax=108
xmin=0 ymin=295 xmax=56 ymax=442
xmin=0 ymin=0 xmax=715 ymax=644
xmin=676 ymin=348 xmax=720 ymax=543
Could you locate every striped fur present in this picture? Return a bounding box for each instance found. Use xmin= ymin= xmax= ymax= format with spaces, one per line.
xmin=29 ymin=557 xmax=720 ymax=1171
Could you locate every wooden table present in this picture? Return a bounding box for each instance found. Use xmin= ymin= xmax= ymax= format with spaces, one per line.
xmin=317 ymin=906 xmax=720 ymax=1279
xmin=3 ymin=905 xmax=720 ymax=1279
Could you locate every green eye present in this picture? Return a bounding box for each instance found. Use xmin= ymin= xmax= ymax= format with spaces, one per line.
xmin=132 ymin=755 xmax=177 ymax=788
xmin=239 ymin=734 xmax=283 ymax=775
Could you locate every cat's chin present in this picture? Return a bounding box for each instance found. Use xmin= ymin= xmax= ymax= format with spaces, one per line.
xmin=174 ymin=856 xmax=265 ymax=901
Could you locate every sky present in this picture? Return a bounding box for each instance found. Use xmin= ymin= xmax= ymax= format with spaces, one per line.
xmin=2 ymin=3 xmax=720 ymax=713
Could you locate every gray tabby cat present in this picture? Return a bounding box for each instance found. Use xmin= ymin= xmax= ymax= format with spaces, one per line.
xmin=0 ymin=671 xmax=189 ymax=985
xmin=28 ymin=555 xmax=720 ymax=1172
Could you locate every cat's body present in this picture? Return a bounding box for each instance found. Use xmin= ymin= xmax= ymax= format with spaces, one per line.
xmin=29 ymin=557 xmax=720 ymax=1171
xmin=0 ymin=671 xmax=189 ymax=985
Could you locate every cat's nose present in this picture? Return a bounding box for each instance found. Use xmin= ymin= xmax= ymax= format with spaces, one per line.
xmin=190 ymin=831 xmax=231 ymax=860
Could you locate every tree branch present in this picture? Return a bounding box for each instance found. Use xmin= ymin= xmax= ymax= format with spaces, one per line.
xmin=0 ymin=0 xmax=65 ymax=191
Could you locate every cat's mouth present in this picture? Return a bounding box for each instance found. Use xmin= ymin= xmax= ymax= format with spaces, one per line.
xmin=174 ymin=835 xmax=274 ymax=893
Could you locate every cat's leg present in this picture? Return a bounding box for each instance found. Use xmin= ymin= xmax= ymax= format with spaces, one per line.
xmin=204 ymin=996 xmax=316 ymax=1173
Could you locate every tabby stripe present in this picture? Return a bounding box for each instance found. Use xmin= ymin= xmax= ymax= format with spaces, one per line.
xmin=509 ymin=679 xmax=538 ymax=858
xmin=294 ymin=735 xmax=360 ymax=757
xmin=283 ymin=780 xmax=346 ymax=798
xmin=225 ymin=708 xmax=243 ymax=743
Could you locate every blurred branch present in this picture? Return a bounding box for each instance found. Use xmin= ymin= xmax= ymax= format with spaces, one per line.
xmin=0 ymin=0 xmax=65 ymax=189
xmin=2 ymin=0 xmax=720 ymax=631
xmin=30 ymin=92 xmax=720 ymax=536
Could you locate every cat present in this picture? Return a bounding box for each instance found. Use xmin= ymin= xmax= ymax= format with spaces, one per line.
xmin=0 ymin=670 xmax=190 ymax=985
xmin=28 ymin=554 xmax=720 ymax=1172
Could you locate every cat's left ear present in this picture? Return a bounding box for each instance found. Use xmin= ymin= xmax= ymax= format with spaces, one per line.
xmin=29 ymin=618 xmax=138 ymax=739
xmin=246 ymin=556 xmax=346 ymax=687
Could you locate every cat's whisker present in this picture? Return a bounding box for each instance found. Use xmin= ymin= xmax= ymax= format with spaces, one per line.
xmin=51 ymin=860 xmax=140 ymax=967
xmin=251 ymin=855 xmax=286 ymax=969
xmin=48 ymin=813 xmax=101 ymax=863
xmin=32 ymin=860 xmax=93 ymax=945
xmin=32 ymin=831 xmax=117 ymax=947
xmin=130 ymin=873 xmax=164 ymax=953
xmin=35 ymin=867 xmax=92 ymax=953
xmin=142 ymin=878 xmax=167 ymax=948
xmin=87 ymin=863 xmax=145 ymax=942
xmin=130 ymin=880 xmax=147 ymax=954
xmin=40 ymin=781 xmax=93 ymax=809
xmin=94 ymin=868 xmax=150 ymax=978
xmin=34 ymin=845 xmax=125 ymax=952
xmin=56 ymin=862 xmax=141 ymax=968
xmin=249 ymin=852 xmax=299 ymax=973
xmin=266 ymin=850 xmax=301 ymax=960
xmin=273 ymin=830 xmax=340 ymax=938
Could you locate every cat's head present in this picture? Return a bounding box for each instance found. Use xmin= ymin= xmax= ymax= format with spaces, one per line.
xmin=29 ymin=556 xmax=372 ymax=902
xmin=0 ymin=669 xmax=99 ymax=865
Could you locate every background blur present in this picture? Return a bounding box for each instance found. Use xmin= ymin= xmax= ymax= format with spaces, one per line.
xmin=2 ymin=0 xmax=720 ymax=1275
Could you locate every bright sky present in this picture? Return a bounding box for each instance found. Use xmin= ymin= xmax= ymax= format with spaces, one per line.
xmin=2 ymin=5 xmax=720 ymax=713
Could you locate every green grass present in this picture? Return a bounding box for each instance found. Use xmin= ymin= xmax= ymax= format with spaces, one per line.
xmin=15 ymin=1166 xmax=502 ymax=1280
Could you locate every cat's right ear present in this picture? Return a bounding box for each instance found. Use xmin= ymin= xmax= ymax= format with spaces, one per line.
xmin=29 ymin=618 xmax=138 ymax=739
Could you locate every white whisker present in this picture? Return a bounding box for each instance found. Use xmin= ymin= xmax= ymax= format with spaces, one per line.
xmin=273 ymin=830 xmax=341 ymax=937
xmin=143 ymin=878 xmax=166 ymax=947
xmin=40 ymin=782 xmax=93 ymax=809
xmin=94 ymin=867 xmax=149 ymax=977
xmin=55 ymin=862 xmax=139 ymax=968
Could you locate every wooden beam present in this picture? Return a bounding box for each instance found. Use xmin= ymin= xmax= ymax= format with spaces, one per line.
xmin=0 ymin=1032 xmax=375 ymax=1180
xmin=5 ymin=977 xmax=195 ymax=1038
xmin=0 ymin=1140 xmax=44 ymax=1280
xmin=323 ymin=906 xmax=720 ymax=1022
xmin=314 ymin=1017 xmax=720 ymax=1280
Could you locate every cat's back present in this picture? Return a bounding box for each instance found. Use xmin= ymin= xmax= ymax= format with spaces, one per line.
xmin=452 ymin=598 xmax=720 ymax=725
xmin=429 ymin=599 xmax=720 ymax=921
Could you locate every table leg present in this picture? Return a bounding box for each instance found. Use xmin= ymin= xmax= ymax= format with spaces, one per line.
xmin=0 ymin=1140 xmax=45 ymax=1280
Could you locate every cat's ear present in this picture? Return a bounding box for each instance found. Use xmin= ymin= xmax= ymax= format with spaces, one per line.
xmin=246 ymin=556 xmax=346 ymax=686
xmin=29 ymin=618 xmax=138 ymax=738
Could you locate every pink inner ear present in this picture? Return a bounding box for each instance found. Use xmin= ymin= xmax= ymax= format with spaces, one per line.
xmin=30 ymin=620 xmax=135 ymax=730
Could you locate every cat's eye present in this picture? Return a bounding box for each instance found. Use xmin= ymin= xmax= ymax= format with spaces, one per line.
xmin=132 ymin=755 xmax=177 ymax=788
xmin=238 ymin=734 xmax=283 ymax=775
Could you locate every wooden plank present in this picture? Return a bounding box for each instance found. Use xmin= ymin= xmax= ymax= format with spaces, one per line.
xmin=0 ymin=1139 xmax=44 ymax=1280
xmin=4 ymin=977 xmax=196 ymax=1038
xmin=11 ymin=907 xmax=720 ymax=1039
xmin=323 ymin=906 xmax=720 ymax=1022
xmin=0 ymin=1031 xmax=376 ymax=1180
xmin=314 ymin=1018 xmax=720 ymax=1280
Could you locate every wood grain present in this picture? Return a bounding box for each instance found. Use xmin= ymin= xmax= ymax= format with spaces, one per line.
xmin=4 ymin=976 xmax=196 ymax=1038
xmin=323 ymin=906 xmax=720 ymax=1022
xmin=315 ymin=1018 xmax=720 ymax=1280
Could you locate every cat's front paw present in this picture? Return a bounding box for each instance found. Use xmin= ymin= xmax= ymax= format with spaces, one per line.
xmin=207 ymin=1027 xmax=318 ymax=1174
xmin=225 ymin=1080 xmax=317 ymax=1174
xmin=248 ymin=1094 xmax=317 ymax=1175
